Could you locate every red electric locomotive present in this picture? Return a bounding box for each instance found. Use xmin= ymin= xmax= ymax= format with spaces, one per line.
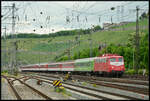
xmin=94 ymin=54 xmax=125 ymax=76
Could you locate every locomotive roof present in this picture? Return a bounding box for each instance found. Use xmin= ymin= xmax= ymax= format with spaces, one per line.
xmin=104 ymin=56 xmax=123 ymax=58
xmin=99 ymin=54 xmax=123 ymax=57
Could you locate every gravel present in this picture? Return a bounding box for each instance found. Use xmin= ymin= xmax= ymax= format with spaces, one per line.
xmin=20 ymin=73 xmax=149 ymax=100
xmin=14 ymin=84 xmax=45 ymax=100
xmin=66 ymin=80 xmax=149 ymax=100
xmin=26 ymin=79 xmax=76 ymax=100
xmin=1 ymin=78 xmax=17 ymax=100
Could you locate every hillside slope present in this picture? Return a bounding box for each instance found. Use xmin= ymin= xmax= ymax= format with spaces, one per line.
xmin=1 ymin=18 xmax=148 ymax=65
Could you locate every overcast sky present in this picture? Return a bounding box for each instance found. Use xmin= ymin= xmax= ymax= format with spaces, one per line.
xmin=1 ymin=1 xmax=149 ymax=35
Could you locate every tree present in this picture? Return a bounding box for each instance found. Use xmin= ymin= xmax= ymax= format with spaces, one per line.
xmin=139 ymin=12 xmax=147 ymax=20
xmin=111 ymin=7 xmax=115 ymax=10
xmin=93 ymin=25 xmax=102 ymax=32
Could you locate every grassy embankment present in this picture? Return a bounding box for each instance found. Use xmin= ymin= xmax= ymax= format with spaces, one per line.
xmin=1 ymin=18 xmax=148 ymax=65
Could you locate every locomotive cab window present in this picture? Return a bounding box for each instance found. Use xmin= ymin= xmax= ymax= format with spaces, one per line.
xmin=109 ymin=58 xmax=116 ymax=62
xmin=118 ymin=57 xmax=123 ymax=62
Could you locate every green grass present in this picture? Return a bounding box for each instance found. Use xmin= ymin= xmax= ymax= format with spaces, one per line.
xmin=110 ymin=18 xmax=148 ymax=29
xmin=82 ymin=82 xmax=87 ymax=85
xmin=17 ymin=51 xmax=54 ymax=64
xmin=92 ymin=84 xmax=97 ymax=87
xmin=1 ymin=18 xmax=148 ymax=65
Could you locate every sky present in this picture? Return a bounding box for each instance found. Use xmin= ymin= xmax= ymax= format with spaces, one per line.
xmin=1 ymin=1 xmax=149 ymax=35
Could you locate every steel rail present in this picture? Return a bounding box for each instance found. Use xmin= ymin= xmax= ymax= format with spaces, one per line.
xmin=31 ymin=76 xmax=111 ymax=100
xmin=32 ymin=74 xmax=149 ymax=95
xmin=2 ymin=75 xmax=53 ymax=100
xmin=73 ymin=75 xmax=149 ymax=86
xmin=84 ymin=79 xmax=149 ymax=95
xmin=12 ymin=77 xmax=53 ymax=100
xmin=30 ymin=75 xmax=140 ymax=100
xmin=1 ymin=75 xmax=22 ymax=100
xmin=31 ymin=73 xmax=149 ymax=86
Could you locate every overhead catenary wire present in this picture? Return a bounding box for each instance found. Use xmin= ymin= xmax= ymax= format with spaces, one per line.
xmin=2 ymin=2 xmax=149 ymax=66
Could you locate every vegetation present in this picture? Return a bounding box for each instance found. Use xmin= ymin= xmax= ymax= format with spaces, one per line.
xmin=1 ymin=18 xmax=148 ymax=74
xmin=1 ymin=70 xmax=8 ymax=74
xmin=139 ymin=12 xmax=149 ymax=20
xmin=1 ymin=70 xmax=9 ymax=76
xmin=92 ymin=84 xmax=97 ymax=87
xmin=125 ymin=69 xmax=149 ymax=75
xmin=82 ymin=82 xmax=87 ymax=85
xmin=55 ymin=87 xmax=72 ymax=97
xmin=55 ymin=87 xmax=65 ymax=93
xmin=2 ymin=25 xmax=102 ymax=39
xmin=125 ymin=69 xmax=136 ymax=75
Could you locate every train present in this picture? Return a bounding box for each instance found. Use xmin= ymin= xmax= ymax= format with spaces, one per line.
xmin=20 ymin=54 xmax=125 ymax=77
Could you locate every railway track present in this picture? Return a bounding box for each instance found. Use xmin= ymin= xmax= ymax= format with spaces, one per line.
xmin=21 ymin=73 xmax=149 ymax=100
xmin=28 ymin=76 xmax=130 ymax=100
xmin=1 ymin=75 xmax=22 ymax=100
xmin=1 ymin=75 xmax=53 ymax=100
xmin=35 ymin=73 xmax=149 ymax=87
xmin=72 ymin=74 xmax=149 ymax=86
xmin=22 ymin=71 xmax=148 ymax=82
xmin=122 ymin=74 xmax=149 ymax=81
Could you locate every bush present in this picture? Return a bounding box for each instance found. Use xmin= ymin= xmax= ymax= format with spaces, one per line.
xmin=13 ymin=68 xmax=19 ymax=76
xmin=2 ymin=70 xmax=8 ymax=73
xmin=138 ymin=69 xmax=144 ymax=74
xmin=93 ymin=84 xmax=97 ymax=87
xmin=55 ymin=87 xmax=66 ymax=93
xmin=82 ymin=82 xmax=87 ymax=85
xmin=125 ymin=69 xmax=136 ymax=75
xmin=146 ymin=70 xmax=149 ymax=75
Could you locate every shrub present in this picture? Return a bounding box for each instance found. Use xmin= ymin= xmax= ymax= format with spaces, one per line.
xmin=138 ymin=69 xmax=144 ymax=74
xmin=2 ymin=70 xmax=8 ymax=74
xmin=146 ymin=70 xmax=149 ymax=76
xmin=125 ymin=69 xmax=136 ymax=75
xmin=93 ymin=84 xmax=97 ymax=87
xmin=55 ymin=87 xmax=66 ymax=93
xmin=82 ymin=82 xmax=87 ymax=85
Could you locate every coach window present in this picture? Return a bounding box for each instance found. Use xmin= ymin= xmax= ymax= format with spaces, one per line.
xmin=104 ymin=59 xmax=106 ymax=63
xmin=103 ymin=59 xmax=106 ymax=63
xmin=101 ymin=59 xmax=105 ymax=63
xmin=101 ymin=59 xmax=103 ymax=63
xmin=76 ymin=62 xmax=82 ymax=67
xmin=104 ymin=58 xmax=106 ymax=63
xmin=96 ymin=59 xmax=98 ymax=63
xmin=81 ymin=62 xmax=89 ymax=67
xmin=63 ymin=64 xmax=72 ymax=67
xmin=100 ymin=59 xmax=102 ymax=63
xmin=48 ymin=64 xmax=57 ymax=68
xmin=79 ymin=62 xmax=90 ymax=67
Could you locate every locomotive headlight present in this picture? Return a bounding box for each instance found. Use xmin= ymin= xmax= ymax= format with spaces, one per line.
xmin=112 ymin=66 xmax=114 ymax=69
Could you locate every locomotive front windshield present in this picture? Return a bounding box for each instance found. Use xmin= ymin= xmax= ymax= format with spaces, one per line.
xmin=118 ymin=57 xmax=123 ymax=62
xmin=109 ymin=58 xmax=116 ymax=62
xmin=109 ymin=57 xmax=124 ymax=66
